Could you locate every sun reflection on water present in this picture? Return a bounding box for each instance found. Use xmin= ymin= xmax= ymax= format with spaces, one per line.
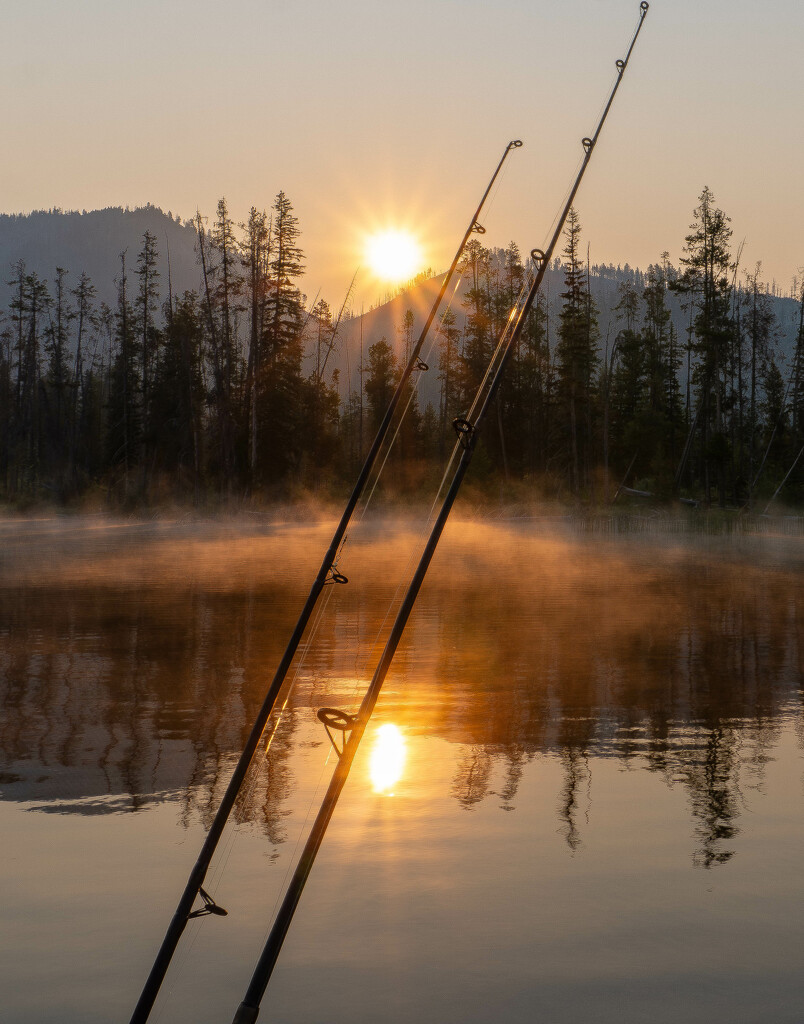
xmin=369 ymin=724 xmax=406 ymax=794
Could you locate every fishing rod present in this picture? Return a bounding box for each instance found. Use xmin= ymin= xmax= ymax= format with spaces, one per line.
xmin=129 ymin=138 xmax=523 ymax=1024
xmin=231 ymin=7 xmax=649 ymax=1021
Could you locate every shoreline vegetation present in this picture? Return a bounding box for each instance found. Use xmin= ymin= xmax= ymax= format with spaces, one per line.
xmin=2 ymin=188 xmax=803 ymax=515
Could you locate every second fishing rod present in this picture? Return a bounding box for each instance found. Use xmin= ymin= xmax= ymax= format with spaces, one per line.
xmin=129 ymin=138 xmax=523 ymax=1024
xmin=232 ymin=5 xmax=649 ymax=1021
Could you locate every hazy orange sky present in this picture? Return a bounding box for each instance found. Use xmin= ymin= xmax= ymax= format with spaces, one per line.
xmin=3 ymin=0 xmax=802 ymax=306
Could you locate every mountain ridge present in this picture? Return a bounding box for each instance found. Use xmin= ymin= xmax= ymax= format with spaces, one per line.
xmin=1 ymin=206 xmax=799 ymax=415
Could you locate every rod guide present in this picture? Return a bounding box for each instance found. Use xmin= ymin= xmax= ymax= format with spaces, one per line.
xmin=187 ymin=888 xmax=227 ymax=920
xmin=317 ymin=707 xmax=359 ymax=758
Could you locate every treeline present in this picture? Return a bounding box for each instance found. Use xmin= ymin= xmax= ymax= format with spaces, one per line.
xmin=1 ymin=186 xmax=803 ymax=508
xmin=0 ymin=193 xmax=343 ymax=504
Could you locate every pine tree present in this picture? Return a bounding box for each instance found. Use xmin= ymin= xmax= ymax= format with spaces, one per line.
xmin=758 ymin=354 xmax=786 ymax=487
xmin=400 ymin=308 xmax=415 ymax=364
xmin=436 ymin=307 xmax=461 ymax=457
xmin=642 ymin=259 xmax=683 ymax=487
xmin=198 ymin=200 xmax=243 ymax=487
xmin=17 ymin=270 xmax=50 ymax=494
xmin=555 ymin=209 xmax=598 ymax=495
xmin=457 ymin=239 xmax=492 ymax=407
xmin=135 ymin=230 xmax=161 ymax=493
xmin=70 ymin=271 xmax=98 ymax=487
xmin=106 ymin=252 xmax=140 ymax=498
xmin=741 ymin=263 xmax=777 ymax=488
xmin=150 ymin=292 xmax=205 ymax=499
xmin=0 ymin=313 xmax=11 ymax=493
xmin=43 ymin=267 xmax=74 ymax=494
xmin=791 ymin=281 xmax=804 ymax=443
xmin=608 ymin=281 xmax=645 ymax=477
xmin=242 ymin=206 xmax=270 ymax=487
xmin=259 ymin=191 xmax=306 ymax=480
xmin=507 ymin=293 xmax=550 ymax=477
xmin=364 ymin=337 xmax=396 ymax=439
xmin=672 ymin=187 xmax=734 ymax=504
xmin=392 ymin=311 xmax=422 ymax=467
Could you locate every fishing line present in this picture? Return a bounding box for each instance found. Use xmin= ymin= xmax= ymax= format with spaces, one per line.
xmin=327 ymin=273 xmax=466 ymax=608
xmin=349 ymin=275 xmax=533 ymax=705
xmin=206 ymin=576 xmax=343 ymax=892
xmin=254 ymin=738 xmax=337 ymax=952
xmin=323 ymin=155 xmax=498 ymax=566
xmin=351 ymin=275 xmax=488 ymax=670
xmin=538 ymin=152 xmax=585 ymax=253
xmin=353 ymin=272 xmax=465 ymax=527
xmin=196 ymin=531 xmax=352 ymax=915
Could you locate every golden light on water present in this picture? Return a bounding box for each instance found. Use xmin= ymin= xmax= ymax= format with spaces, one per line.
xmin=369 ymin=724 xmax=406 ymax=794
xmin=365 ymin=230 xmax=422 ymax=283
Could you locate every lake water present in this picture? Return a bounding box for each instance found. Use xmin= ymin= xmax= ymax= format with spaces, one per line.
xmin=1 ymin=514 xmax=802 ymax=1024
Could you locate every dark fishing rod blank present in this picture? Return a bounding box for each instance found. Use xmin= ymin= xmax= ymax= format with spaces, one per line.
xmin=231 ymin=6 xmax=649 ymax=1022
xmin=129 ymin=139 xmax=523 ymax=1024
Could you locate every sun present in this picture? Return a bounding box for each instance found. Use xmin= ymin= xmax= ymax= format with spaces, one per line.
xmin=365 ymin=230 xmax=422 ymax=284
xmin=369 ymin=723 xmax=406 ymax=794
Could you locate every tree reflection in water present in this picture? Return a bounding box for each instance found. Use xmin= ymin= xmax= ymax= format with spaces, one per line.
xmin=0 ymin=518 xmax=801 ymax=868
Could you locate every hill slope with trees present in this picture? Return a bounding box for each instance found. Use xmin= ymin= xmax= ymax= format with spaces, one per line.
xmin=1 ymin=191 xmax=802 ymax=509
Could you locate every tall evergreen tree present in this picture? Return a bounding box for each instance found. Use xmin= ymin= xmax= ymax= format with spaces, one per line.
xmin=259 ymin=191 xmax=306 ymax=479
xmin=457 ymin=239 xmax=492 ymax=407
xmin=106 ymin=252 xmax=140 ymax=497
xmin=741 ymin=264 xmax=777 ymax=488
xmin=555 ymin=209 xmax=598 ymax=495
xmin=608 ymin=281 xmax=645 ymax=477
xmin=135 ymin=230 xmax=161 ymax=493
xmin=436 ymin=307 xmax=461 ymax=457
xmin=508 ymin=293 xmax=550 ymax=477
xmin=672 ymin=186 xmax=734 ymax=504
xmin=150 ymin=292 xmax=205 ymax=499
xmin=242 ymin=206 xmax=270 ymax=487
xmin=198 ymin=200 xmax=243 ymax=487
xmin=642 ymin=259 xmax=683 ymax=486
xmin=43 ymin=267 xmax=74 ymax=494
xmin=69 ymin=271 xmax=98 ymax=487
xmin=364 ymin=336 xmax=396 ymax=439
xmin=791 ymin=282 xmax=804 ymax=444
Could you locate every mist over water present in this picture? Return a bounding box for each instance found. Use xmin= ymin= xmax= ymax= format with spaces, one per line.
xmin=1 ymin=515 xmax=802 ymax=1023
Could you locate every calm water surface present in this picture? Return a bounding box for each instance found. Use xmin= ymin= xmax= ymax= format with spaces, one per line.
xmin=1 ymin=515 xmax=802 ymax=1024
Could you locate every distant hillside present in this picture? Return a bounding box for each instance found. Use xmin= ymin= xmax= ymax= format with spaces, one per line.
xmin=0 ymin=205 xmax=201 ymax=309
xmin=330 ymin=263 xmax=801 ymax=410
xmin=1 ymin=207 xmax=799 ymax=408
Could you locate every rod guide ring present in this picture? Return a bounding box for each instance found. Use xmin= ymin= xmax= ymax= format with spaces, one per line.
xmin=509 ymin=139 xmax=524 ymax=149
xmin=530 ymin=248 xmax=546 ymax=267
xmin=318 ymin=707 xmax=359 ymax=759
xmin=317 ymin=707 xmax=358 ymax=732
xmin=452 ymin=417 xmax=476 ymax=450
xmin=187 ymin=887 xmax=228 ymax=920
xmin=582 ymin=137 xmax=594 ymax=154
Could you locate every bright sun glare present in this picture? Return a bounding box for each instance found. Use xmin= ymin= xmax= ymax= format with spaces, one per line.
xmin=369 ymin=723 xmax=406 ymax=794
xmin=365 ymin=230 xmax=422 ymax=284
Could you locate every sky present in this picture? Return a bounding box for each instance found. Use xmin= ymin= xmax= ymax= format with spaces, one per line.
xmin=3 ymin=0 xmax=803 ymax=307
